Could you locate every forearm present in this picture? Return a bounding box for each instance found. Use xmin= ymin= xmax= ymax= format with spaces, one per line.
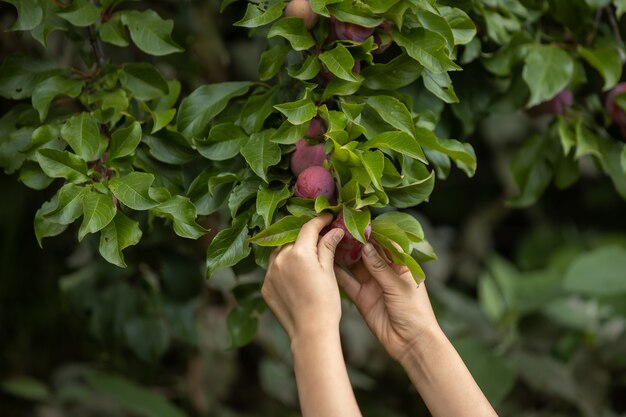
xmin=400 ymin=326 xmax=498 ymax=417
xmin=291 ymin=329 xmax=362 ymax=417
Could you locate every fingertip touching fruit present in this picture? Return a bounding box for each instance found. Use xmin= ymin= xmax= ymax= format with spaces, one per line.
xmin=285 ymin=0 xmax=318 ymax=30
xmin=527 ymin=89 xmax=573 ymax=116
xmin=294 ymin=166 xmax=336 ymax=201
xmin=331 ymin=212 xmax=371 ymax=266
xmin=605 ymin=82 xmax=626 ymax=126
xmin=290 ymin=139 xmax=326 ymax=176
xmin=329 ymin=17 xmax=375 ymax=42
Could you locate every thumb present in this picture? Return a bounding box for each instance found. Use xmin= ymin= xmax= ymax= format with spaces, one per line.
xmin=361 ymin=243 xmax=399 ymax=291
xmin=318 ymin=228 xmax=344 ymax=267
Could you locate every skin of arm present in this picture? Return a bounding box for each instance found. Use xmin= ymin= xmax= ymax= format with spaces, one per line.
xmin=261 ymin=214 xmax=362 ymax=417
xmin=334 ymin=243 xmax=499 ymax=417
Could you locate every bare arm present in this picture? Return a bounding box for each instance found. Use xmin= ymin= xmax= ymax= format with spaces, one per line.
xmin=335 ymin=243 xmax=497 ymax=417
xmin=262 ymin=214 xmax=362 ymax=417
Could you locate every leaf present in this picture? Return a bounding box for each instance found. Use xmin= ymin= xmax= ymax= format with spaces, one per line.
xmin=440 ymin=6 xmax=476 ymax=45
xmin=109 ymin=121 xmax=142 ymax=160
xmin=578 ymin=41 xmax=623 ymax=91
xmin=523 ymin=45 xmax=574 ymax=107
xmin=123 ymin=317 xmax=170 ymax=362
xmin=34 ymin=195 xmax=68 ymax=246
xmin=358 ymin=149 xmax=385 ymax=191
xmin=60 ymin=112 xmax=105 ymax=162
xmin=240 ymin=130 xmax=281 ymax=182
xmin=36 ymin=148 xmax=90 ymax=183
xmin=392 ymin=27 xmax=461 ymax=74
xmin=153 ymin=196 xmax=206 ymax=239
xmin=386 ymin=171 xmax=435 ymax=208
xmin=287 ymin=54 xmax=321 ymax=81
xmin=256 ymin=185 xmax=292 ymax=228
xmin=369 ymin=219 xmax=411 ymax=252
xmin=4 ymin=0 xmax=43 ymax=31
xmin=78 ymin=191 xmax=117 ymax=241
xmin=268 ymin=17 xmax=315 ymax=51
xmin=120 ymin=10 xmax=183 ymax=56
xmin=319 ymin=44 xmax=359 ymax=82
xmin=194 ymin=123 xmax=246 ymax=161
xmin=564 ymin=245 xmax=626 ymax=295
xmin=57 ymin=0 xmax=100 ymax=27
xmin=364 ymin=130 xmax=427 ymax=163
xmin=249 ymin=215 xmax=313 ymax=246
xmin=100 ymin=13 xmax=129 ymax=47
xmin=108 ymin=172 xmax=158 ymax=210
xmin=31 ymin=75 xmax=84 ymax=121
xmin=234 ymin=2 xmax=283 ymax=27
xmin=206 ymin=218 xmax=251 ymax=277
xmin=343 ymin=206 xmax=371 ymax=244
xmin=274 ymin=95 xmax=318 ymax=125
xmin=367 ymin=96 xmax=415 ymax=137
xmin=416 ymin=9 xmax=455 ymax=50
xmin=423 ymin=70 xmax=459 ymax=104
xmin=121 ymin=63 xmax=169 ymax=101
xmin=507 ymin=134 xmax=552 ymax=208
xmin=0 ymin=55 xmax=62 ymax=99
xmin=374 ymin=211 xmax=424 ymax=241
xmin=177 ymin=81 xmax=252 ymax=138
xmin=374 ymin=232 xmax=425 ymax=282
xmin=84 ymin=371 xmax=188 ymax=417
xmin=45 ymin=183 xmax=88 ymax=225
xmin=259 ymin=45 xmax=291 ymax=81
xmin=2 ymin=376 xmax=51 ymax=401
xmin=362 ymin=55 xmax=422 ymax=90
xmin=99 ymin=211 xmax=142 ymax=268
xmin=416 ymin=127 xmax=476 ymax=176
xmin=240 ymin=87 xmax=278 ymax=134
xmin=227 ymin=302 xmax=260 ymax=347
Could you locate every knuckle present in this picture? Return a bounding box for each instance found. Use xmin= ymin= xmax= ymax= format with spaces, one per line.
xmin=370 ymin=255 xmax=389 ymax=272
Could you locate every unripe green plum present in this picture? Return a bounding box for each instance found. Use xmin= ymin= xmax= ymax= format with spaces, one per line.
xmin=285 ymin=0 xmax=318 ymax=30
xmin=290 ymin=139 xmax=326 ymax=176
xmin=294 ymin=166 xmax=336 ymax=201
xmin=331 ymin=212 xmax=371 ymax=266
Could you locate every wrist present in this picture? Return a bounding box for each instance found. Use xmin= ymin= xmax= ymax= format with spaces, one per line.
xmin=290 ymin=322 xmax=341 ymax=354
xmin=397 ymin=323 xmax=447 ymax=369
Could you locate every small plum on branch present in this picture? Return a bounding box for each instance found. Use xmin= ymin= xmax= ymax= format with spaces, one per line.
xmin=527 ymin=89 xmax=573 ymax=116
xmin=329 ymin=16 xmax=375 ymax=42
xmin=294 ymin=166 xmax=336 ymax=201
xmin=290 ymin=139 xmax=326 ymax=175
xmin=331 ymin=212 xmax=371 ymax=266
xmin=285 ymin=0 xmax=318 ymax=30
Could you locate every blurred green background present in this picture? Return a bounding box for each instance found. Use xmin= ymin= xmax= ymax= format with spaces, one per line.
xmin=2 ymin=1 xmax=626 ymax=416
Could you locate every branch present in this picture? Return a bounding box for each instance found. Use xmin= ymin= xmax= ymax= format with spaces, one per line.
xmin=607 ymin=7 xmax=624 ymax=48
xmin=88 ymin=24 xmax=106 ymax=70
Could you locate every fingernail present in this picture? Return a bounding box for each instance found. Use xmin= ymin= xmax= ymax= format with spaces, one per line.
xmin=364 ymin=243 xmax=376 ymax=256
xmin=333 ymin=229 xmax=344 ymax=243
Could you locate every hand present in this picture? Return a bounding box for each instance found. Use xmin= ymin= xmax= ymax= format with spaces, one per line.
xmin=261 ymin=214 xmax=345 ymax=341
xmin=334 ymin=243 xmax=440 ymax=363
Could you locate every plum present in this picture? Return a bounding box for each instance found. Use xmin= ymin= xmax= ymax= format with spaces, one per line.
xmin=285 ymin=0 xmax=318 ymax=30
xmin=294 ymin=166 xmax=336 ymax=200
xmin=329 ymin=16 xmax=375 ymax=42
xmin=305 ymin=117 xmax=325 ymax=139
xmin=290 ymin=139 xmax=326 ymax=175
xmin=605 ymin=83 xmax=626 ymax=126
xmin=373 ymin=21 xmax=393 ymax=54
xmin=527 ymin=89 xmax=573 ymax=116
xmin=331 ymin=212 xmax=371 ymax=266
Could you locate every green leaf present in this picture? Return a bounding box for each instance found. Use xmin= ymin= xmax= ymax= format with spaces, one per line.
xmin=150 ymin=109 xmax=176 ymax=133
xmin=257 ymin=185 xmax=292 ymax=228
xmin=369 ymin=219 xmax=411 ymax=252
xmin=249 ymin=215 xmax=313 ymax=246
xmin=4 ymin=0 xmax=43 ymax=31
xmin=109 ymin=121 xmax=142 ymax=160
xmin=577 ymin=41 xmax=623 ymax=91
xmin=319 ymin=44 xmax=359 ymax=82
xmin=374 ymin=211 xmax=424 ymax=241
xmin=268 ymin=17 xmax=315 ymax=51
xmin=386 ymin=171 xmax=435 ymax=208
xmin=374 ymin=232 xmax=425 ymax=282
xmin=362 ymin=55 xmax=423 ymax=90
xmin=523 ymin=45 xmax=574 ymax=107
xmin=78 ymin=191 xmax=117 ymax=241
xmin=177 ymin=81 xmax=252 ymax=138
xmin=240 ymin=87 xmax=278 ymax=134
xmin=121 ymin=63 xmax=169 ymax=101
xmin=84 ymin=371 xmax=188 ymax=417
xmin=45 ymin=183 xmax=88 ymax=225
xmin=31 ymin=75 xmax=84 ymax=121
xmin=34 ymin=195 xmax=68 ymax=246
xmin=259 ymin=45 xmax=291 ymax=81
xmin=36 ymin=148 xmax=90 ymax=183
xmin=616 ymin=0 xmax=626 ymax=17
xmin=206 ymin=218 xmax=251 ymax=277
xmin=31 ymin=1 xmax=66 ymax=48
xmin=2 ymin=376 xmax=51 ymax=401
xmin=240 ymin=130 xmax=281 ymax=182
xmin=57 ymin=0 xmax=101 ymax=27
xmin=364 ymin=130 xmax=427 ymax=163
xmin=287 ymin=54 xmax=321 ymax=81
xmin=100 ymin=13 xmax=129 ymax=47
xmin=274 ymin=94 xmax=318 ymax=125
xmin=143 ymin=130 xmax=196 ymax=165
xmin=423 ymin=70 xmax=459 ymax=104
xmin=99 ymin=211 xmax=142 ymax=268
xmin=196 ymin=123 xmax=247 ymax=161
xmin=416 ymin=127 xmax=476 ymax=176
xmin=392 ymin=27 xmax=461 ymax=74
xmin=0 ymin=55 xmax=62 ymax=99
xmin=120 ymin=10 xmax=183 ymax=56
xmin=61 ymin=112 xmax=105 ymax=162
xmin=234 ymin=2 xmax=283 ymax=27
xmin=124 ymin=317 xmax=170 ymax=362
xmin=343 ymin=206 xmax=371 ymax=244
xmin=367 ymin=96 xmax=415 ymax=137
xmin=153 ymin=196 xmax=206 ymax=239
xmin=440 ymin=6 xmax=476 ymax=45
xmin=564 ymin=245 xmax=626 ymax=295
xmin=507 ymin=134 xmax=552 ymax=208
xmin=227 ymin=303 xmax=260 ymax=347
xmin=358 ymin=149 xmax=385 ymax=191
xmin=416 ymin=9 xmax=455 ymax=50
xmin=108 ymin=172 xmax=158 ymax=210
xmin=18 ymin=161 xmax=54 ymax=190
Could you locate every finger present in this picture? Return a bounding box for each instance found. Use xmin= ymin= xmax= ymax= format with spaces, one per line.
xmin=334 ymin=265 xmax=361 ymax=301
xmin=350 ymin=259 xmax=372 ymax=284
xmin=361 ymin=243 xmax=402 ymax=291
xmin=268 ymin=247 xmax=281 ymax=267
xmin=295 ymin=213 xmax=333 ymax=249
xmin=318 ymin=228 xmax=344 ymax=267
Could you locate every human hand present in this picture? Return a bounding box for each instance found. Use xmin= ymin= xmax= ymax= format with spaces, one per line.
xmin=334 ymin=243 xmax=440 ymax=363
xmin=261 ymin=214 xmax=345 ymax=342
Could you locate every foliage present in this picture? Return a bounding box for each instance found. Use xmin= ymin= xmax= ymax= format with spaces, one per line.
xmin=2 ymin=0 xmax=626 ymax=417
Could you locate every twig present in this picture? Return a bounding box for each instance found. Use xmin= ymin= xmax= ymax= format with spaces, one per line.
xmin=87 ymin=24 xmax=105 ymax=70
xmin=607 ymin=7 xmax=624 ymax=48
